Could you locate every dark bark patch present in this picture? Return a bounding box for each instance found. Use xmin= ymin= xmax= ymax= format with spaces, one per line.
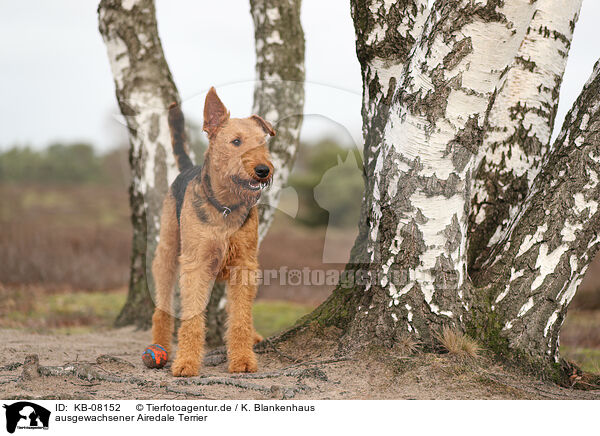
xmin=444 ymin=214 xmax=462 ymax=253
xmin=401 ymin=68 xmax=462 ymax=125
xmin=148 ymin=113 xmax=160 ymax=142
xmin=431 ymin=254 xmax=460 ymax=304
xmin=443 ymin=37 xmax=473 ymax=70
xmin=420 ymin=173 xmax=461 ymax=198
xmin=396 ymin=220 xmax=426 ymax=269
xmin=514 ymin=55 xmax=536 ymax=73
xmin=447 ymin=116 xmax=482 ymax=172
xmin=351 ymin=0 xmax=420 ymax=66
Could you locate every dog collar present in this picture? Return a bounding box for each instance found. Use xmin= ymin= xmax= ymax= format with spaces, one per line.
xmin=202 ymin=170 xmax=242 ymax=218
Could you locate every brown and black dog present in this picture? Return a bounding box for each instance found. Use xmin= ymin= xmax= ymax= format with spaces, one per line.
xmin=151 ymin=87 xmax=275 ymax=377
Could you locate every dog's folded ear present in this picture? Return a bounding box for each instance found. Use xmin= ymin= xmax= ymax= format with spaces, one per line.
xmin=203 ymin=87 xmax=230 ymax=137
xmin=250 ymin=115 xmax=276 ymax=137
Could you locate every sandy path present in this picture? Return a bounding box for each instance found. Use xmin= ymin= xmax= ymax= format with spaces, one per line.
xmin=1 ymin=328 xmax=598 ymax=400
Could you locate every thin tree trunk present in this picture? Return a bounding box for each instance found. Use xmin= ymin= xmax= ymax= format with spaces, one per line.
xmin=98 ymin=0 xmax=182 ymax=328
xmin=469 ymin=0 xmax=582 ymax=271
xmin=204 ymin=0 xmax=306 ymax=345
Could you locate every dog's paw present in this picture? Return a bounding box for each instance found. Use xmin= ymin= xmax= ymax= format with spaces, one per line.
xmin=171 ymin=359 xmax=199 ymax=377
xmin=228 ymin=353 xmax=258 ymax=373
xmin=252 ymin=331 xmax=264 ymax=345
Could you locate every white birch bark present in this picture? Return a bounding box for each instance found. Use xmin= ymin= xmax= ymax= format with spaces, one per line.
xmin=469 ymin=0 xmax=582 ymax=271
xmin=99 ymin=0 xmax=182 ymax=327
xmin=347 ymin=0 xmax=537 ymax=345
xmin=476 ymin=60 xmax=600 ymax=361
xmin=306 ymin=0 xmax=597 ymax=375
xmin=250 ymin=0 xmax=305 ymax=241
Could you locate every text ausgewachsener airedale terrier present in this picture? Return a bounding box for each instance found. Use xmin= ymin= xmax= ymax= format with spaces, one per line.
xmin=151 ymin=87 xmax=275 ymax=377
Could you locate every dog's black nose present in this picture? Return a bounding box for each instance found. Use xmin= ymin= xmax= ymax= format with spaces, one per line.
xmin=254 ymin=164 xmax=270 ymax=178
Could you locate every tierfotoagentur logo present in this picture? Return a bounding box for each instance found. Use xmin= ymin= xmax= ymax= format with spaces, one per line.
xmin=2 ymin=402 xmax=50 ymax=433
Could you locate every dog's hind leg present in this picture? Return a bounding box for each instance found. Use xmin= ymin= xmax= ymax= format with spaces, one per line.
xmin=151 ymin=194 xmax=179 ymax=354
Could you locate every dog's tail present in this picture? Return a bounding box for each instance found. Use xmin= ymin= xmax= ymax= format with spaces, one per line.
xmin=168 ymin=102 xmax=194 ymax=172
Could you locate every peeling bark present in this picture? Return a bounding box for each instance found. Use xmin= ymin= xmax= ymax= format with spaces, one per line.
xmin=474 ymin=60 xmax=600 ymax=363
xmin=98 ymin=0 xmax=183 ymax=328
xmin=469 ymin=0 xmax=582 ymax=272
xmin=250 ymin=0 xmax=305 ymax=241
xmin=343 ymin=0 xmax=537 ymax=347
xmin=308 ymin=1 xmax=597 ymax=375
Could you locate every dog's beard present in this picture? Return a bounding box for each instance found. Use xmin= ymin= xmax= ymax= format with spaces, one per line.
xmin=231 ymin=175 xmax=271 ymax=204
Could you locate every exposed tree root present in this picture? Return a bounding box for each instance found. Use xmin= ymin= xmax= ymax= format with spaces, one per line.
xmin=481 ymin=371 xmax=600 ymax=399
xmin=35 ymin=361 xmax=151 ymax=386
xmin=4 ymin=353 xmax=345 ymax=399
xmin=174 ymin=377 xmax=307 ymax=399
xmin=0 ymin=362 xmax=23 ymax=371
xmin=164 ymin=385 xmax=214 ymax=399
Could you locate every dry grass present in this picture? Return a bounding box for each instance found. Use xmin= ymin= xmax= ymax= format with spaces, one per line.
xmin=396 ymin=335 xmax=421 ymax=355
xmin=436 ymin=326 xmax=481 ymax=358
xmin=0 ymin=184 xmax=131 ymax=291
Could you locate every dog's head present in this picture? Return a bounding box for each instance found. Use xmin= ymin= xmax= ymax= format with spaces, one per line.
xmin=203 ymin=87 xmax=275 ymax=203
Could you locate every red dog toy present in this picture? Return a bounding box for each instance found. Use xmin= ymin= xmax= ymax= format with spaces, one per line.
xmin=142 ymin=344 xmax=168 ymax=369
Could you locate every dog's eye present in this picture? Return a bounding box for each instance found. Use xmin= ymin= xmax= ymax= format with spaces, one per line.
xmin=231 ymin=138 xmax=242 ymax=146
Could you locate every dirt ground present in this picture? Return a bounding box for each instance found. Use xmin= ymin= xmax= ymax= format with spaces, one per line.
xmin=1 ymin=327 xmax=598 ymax=400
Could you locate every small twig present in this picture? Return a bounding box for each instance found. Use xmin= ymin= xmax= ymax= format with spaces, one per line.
xmin=96 ymin=355 xmax=135 ymax=368
xmin=175 ymin=377 xmax=308 ymax=398
xmin=177 ymin=377 xmax=272 ymax=393
xmin=70 ymin=381 xmax=101 ymax=387
xmin=227 ymin=366 xmax=327 ymax=381
xmin=164 ymin=385 xmax=213 ymax=399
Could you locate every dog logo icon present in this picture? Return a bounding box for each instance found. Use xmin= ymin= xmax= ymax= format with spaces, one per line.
xmin=3 ymin=402 xmax=50 ymax=433
xmin=314 ymin=151 xmax=363 ymax=263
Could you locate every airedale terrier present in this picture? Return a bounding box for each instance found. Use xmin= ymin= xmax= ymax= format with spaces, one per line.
xmin=151 ymin=87 xmax=275 ymax=377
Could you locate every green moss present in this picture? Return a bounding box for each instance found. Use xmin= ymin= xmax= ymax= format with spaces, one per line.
xmin=560 ymin=346 xmax=600 ymax=374
xmin=465 ymin=287 xmax=568 ymax=384
xmin=302 ymin=281 xmax=361 ymax=330
xmin=252 ymin=301 xmax=314 ymax=338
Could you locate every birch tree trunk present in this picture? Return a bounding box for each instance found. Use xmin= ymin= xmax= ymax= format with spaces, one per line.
xmin=197 ymin=0 xmax=306 ymax=345
xmin=304 ymin=0 xmax=596 ymax=377
xmin=469 ymin=0 xmax=582 ymax=272
xmin=99 ymin=0 xmax=182 ymax=328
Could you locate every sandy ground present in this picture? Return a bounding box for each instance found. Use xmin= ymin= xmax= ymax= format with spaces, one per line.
xmin=1 ymin=327 xmax=599 ymax=400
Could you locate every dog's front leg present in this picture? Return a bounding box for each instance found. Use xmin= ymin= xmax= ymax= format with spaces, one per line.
xmin=172 ymin=237 xmax=225 ymax=377
xmin=226 ymin=261 xmax=259 ymax=373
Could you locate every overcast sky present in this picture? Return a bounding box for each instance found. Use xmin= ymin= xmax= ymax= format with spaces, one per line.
xmin=0 ymin=0 xmax=598 ymax=152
